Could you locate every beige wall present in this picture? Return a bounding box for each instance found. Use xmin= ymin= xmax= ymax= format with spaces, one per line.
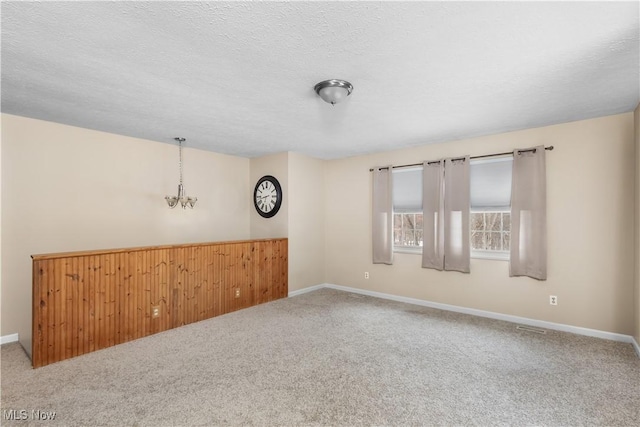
xmin=288 ymin=152 xmax=326 ymax=291
xmin=249 ymin=153 xmax=289 ymax=239
xmin=249 ymin=152 xmax=327 ymax=291
xmin=325 ymin=113 xmax=636 ymax=335
xmin=0 ymin=119 xmax=3 ymax=341
xmin=1 ymin=114 xmax=251 ymax=352
xmin=634 ymin=104 xmax=640 ymax=345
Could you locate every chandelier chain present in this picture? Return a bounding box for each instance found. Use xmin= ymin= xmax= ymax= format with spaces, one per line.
xmin=179 ymin=138 xmax=184 ymax=185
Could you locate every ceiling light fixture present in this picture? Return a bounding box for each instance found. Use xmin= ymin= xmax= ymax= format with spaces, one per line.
xmin=314 ymin=79 xmax=353 ymax=105
xmin=165 ymin=137 xmax=197 ymax=209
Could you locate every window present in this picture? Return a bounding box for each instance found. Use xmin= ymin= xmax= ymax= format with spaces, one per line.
xmin=469 ymin=157 xmax=512 ymax=259
xmin=394 ymin=212 xmax=423 ymax=249
xmin=392 ymin=167 xmax=423 ymax=252
xmin=471 ymin=211 xmax=510 ymax=257
xmin=391 ymin=157 xmax=513 ymax=258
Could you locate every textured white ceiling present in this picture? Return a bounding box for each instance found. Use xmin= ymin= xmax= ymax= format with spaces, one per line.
xmin=2 ymin=1 xmax=639 ymax=159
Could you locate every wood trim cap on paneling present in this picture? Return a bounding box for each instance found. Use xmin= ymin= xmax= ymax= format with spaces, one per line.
xmin=31 ymin=238 xmax=287 ymax=260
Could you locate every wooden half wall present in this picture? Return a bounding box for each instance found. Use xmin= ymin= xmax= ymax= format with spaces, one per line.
xmin=31 ymin=238 xmax=288 ymax=368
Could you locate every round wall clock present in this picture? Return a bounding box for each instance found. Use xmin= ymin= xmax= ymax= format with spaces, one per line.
xmin=253 ymin=175 xmax=282 ymax=218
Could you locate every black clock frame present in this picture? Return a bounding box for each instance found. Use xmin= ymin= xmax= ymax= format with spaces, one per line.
xmin=253 ymin=175 xmax=282 ymax=218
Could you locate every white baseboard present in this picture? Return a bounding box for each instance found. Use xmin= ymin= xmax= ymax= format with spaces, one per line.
xmin=296 ymin=283 xmax=638 ymax=353
xmin=288 ymin=284 xmax=326 ymax=298
xmin=0 ymin=333 xmax=19 ymax=345
xmin=632 ymin=337 xmax=640 ymax=358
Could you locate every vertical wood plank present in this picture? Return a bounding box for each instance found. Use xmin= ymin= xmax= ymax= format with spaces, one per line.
xmin=224 ymin=244 xmax=233 ymax=313
xmin=214 ymin=244 xmax=221 ymax=317
xmin=98 ymin=254 xmax=104 ymax=349
xmin=159 ymin=249 xmax=164 ymax=332
xmin=204 ymin=245 xmax=212 ymax=319
xmin=198 ymin=246 xmax=204 ymax=321
xmin=149 ymin=249 xmax=156 ymax=334
xmin=46 ymin=259 xmax=54 ymax=366
xmin=261 ymin=241 xmax=272 ymax=303
xmin=186 ymin=246 xmax=195 ymax=324
xmin=76 ymin=257 xmax=83 ymax=357
xmin=142 ymin=250 xmax=149 ymax=337
xmin=51 ymin=259 xmax=58 ymax=366
xmin=240 ymin=243 xmax=249 ymax=309
xmin=169 ymin=247 xmax=181 ymax=329
xmin=232 ymin=243 xmax=240 ymax=312
xmin=130 ymin=252 xmax=137 ymax=341
xmin=272 ymin=241 xmax=278 ymax=300
xmin=80 ymin=256 xmax=87 ymax=356
xmin=250 ymin=243 xmax=259 ymax=306
xmin=158 ymin=249 xmax=168 ymax=333
xmin=37 ymin=260 xmax=47 ymax=368
xmin=212 ymin=245 xmax=221 ymax=317
xmin=71 ymin=257 xmax=79 ymax=358
xmin=132 ymin=251 xmax=139 ymax=341
xmin=116 ymin=252 xmax=124 ymax=345
xmin=104 ymin=253 xmax=113 ymax=349
xmin=94 ymin=255 xmax=100 ymax=351
xmin=60 ymin=258 xmax=68 ymax=360
xmin=32 ymin=260 xmax=45 ymax=367
xmin=195 ymin=246 xmax=201 ymax=321
xmin=201 ymin=246 xmax=207 ymax=320
xmin=129 ymin=251 xmax=135 ymax=342
xmin=120 ymin=252 xmax=127 ymax=343
xmin=96 ymin=255 xmax=104 ymax=351
xmin=31 ymin=261 xmax=41 ymax=367
xmin=68 ymin=258 xmax=74 ymax=358
xmin=88 ymin=256 xmax=95 ymax=353
xmin=280 ymin=239 xmax=289 ymax=298
xmin=104 ymin=253 xmax=112 ymax=349
xmin=49 ymin=260 xmax=56 ymax=365
xmin=129 ymin=251 xmax=136 ymax=342
xmin=227 ymin=244 xmax=235 ymax=313
xmin=140 ymin=250 xmax=147 ymax=338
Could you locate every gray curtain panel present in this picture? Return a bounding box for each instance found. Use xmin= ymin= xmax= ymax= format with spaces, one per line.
xmin=444 ymin=157 xmax=470 ymax=273
xmin=510 ymin=146 xmax=547 ymax=280
xmin=421 ymin=161 xmax=445 ymax=270
xmin=372 ymin=166 xmax=393 ymax=265
xmin=422 ymin=157 xmax=470 ymax=272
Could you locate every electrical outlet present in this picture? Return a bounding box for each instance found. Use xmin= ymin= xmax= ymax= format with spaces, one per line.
xmin=235 ymin=288 xmax=241 ymax=298
xmin=364 ymin=272 xmax=369 ymax=279
xmin=152 ymin=306 xmax=160 ymax=318
xmin=549 ymin=295 xmax=558 ymax=306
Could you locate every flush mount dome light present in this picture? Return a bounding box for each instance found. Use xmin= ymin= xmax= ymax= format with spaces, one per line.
xmin=314 ymin=79 xmax=353 ymax=105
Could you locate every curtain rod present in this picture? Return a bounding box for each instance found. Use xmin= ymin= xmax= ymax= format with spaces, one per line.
xmin=369 ymin=146 xmax=554 ymax=172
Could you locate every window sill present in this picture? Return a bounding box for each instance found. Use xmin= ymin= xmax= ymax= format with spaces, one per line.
xmin=393 ymin=248 xmax=510 ymax=261
xmin=394 ymin=247 xmax=422 ymax=255
xmin=471 ymin=250 xmax=509 ymax=261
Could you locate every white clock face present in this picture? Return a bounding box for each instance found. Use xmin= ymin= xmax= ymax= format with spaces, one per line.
xmin=255 ymin=180 xmax=278 ymax=214
xmin=254 ymin=176 xmax=282 ymax=218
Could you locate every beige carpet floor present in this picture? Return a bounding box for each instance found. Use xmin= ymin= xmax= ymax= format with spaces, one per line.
xmin=1 ymin=288 xmax=639 ymax=426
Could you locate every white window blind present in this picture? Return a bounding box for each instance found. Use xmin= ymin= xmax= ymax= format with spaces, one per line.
xmin=470 ymin=157 xmax=513 ymax=211
xmin=392 ymin=167 xmax=422 ymax=213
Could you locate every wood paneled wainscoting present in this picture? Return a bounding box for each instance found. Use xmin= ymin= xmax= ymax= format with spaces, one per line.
xmin=31 ymin=238 xmax=288 ymax=368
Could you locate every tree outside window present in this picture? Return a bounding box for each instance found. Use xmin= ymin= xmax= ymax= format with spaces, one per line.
xmin=393 ymin=213 xmax=423 ymax=248
xmin=470 ymin=211 xmax=510 ymax=252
